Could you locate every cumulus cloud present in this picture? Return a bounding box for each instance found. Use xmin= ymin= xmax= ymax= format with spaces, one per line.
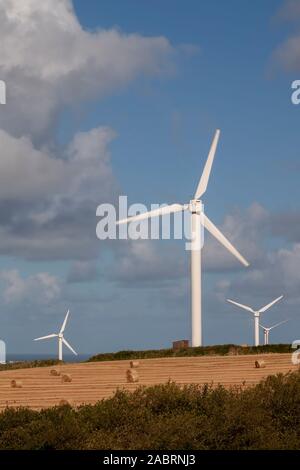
xmin=270 ymin=211 xmax=300 ymax=242
xmin=277 ymin=0 xmax=300 ymax=22
xmin=203 ymin=203 xmax=268 ymax=271
xmin=107 ymin=202 xmax=269 ymax=288
xmin=272 ymin=0 xmax=300 ymax=71
xmin=0 ymin=269 xmax=61 ymax=304
xmin=216 ymin=242 xmax=300 ymax=308
xmin=110 ymin=240 xmax=186 ymax=286
xmin=0 ymin=0 xmax=178 ymax=263
xmin=0 ymin=129 xmax=65 ymax=200
xmin=275 ymin=37 xmax=300 ymax=71
xmin=0 ymin=126 xmax=118 ymax=260
xmin=0 ymin=125 xmax=117 ymax=202
xmin=0 ymin=0 xmax=174 ymax=140
xmin=67 ymin=261 xmax=98 ymax=283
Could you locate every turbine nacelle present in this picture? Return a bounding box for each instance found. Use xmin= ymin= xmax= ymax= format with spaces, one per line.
xmin=189 ymin=199 xmax=203 ymax=214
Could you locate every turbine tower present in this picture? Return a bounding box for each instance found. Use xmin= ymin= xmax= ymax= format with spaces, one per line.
xmin=227 ymin=296 xmax=284 ymax=346
xmin=260 ymin=320 xmax=288 ymax=345
xmin=34 ymin=310 xmax=77 ymax=361
xmin=117 ymin=130 xmax=249 ymax=347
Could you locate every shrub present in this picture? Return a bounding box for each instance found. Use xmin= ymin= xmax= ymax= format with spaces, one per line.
xmin=0 ymin=371 xmax=300 ymax=449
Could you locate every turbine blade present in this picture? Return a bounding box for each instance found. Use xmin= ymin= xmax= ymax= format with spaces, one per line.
xmin=259 ymin=295 xmax=284 ymax=313
xmin=202 ymin=214 xmax=249 ymax=267
xmin=269 ymin=319 xmax=288 ymax=330
xmin=194 ymin=129 xmax=220 ymax=199
xmin=62 ymin=337 xmax=77 ymax=356
xmin=34 ymin=333 xmax=58 ymax=341
xmin=60 ymin=310 xmax=70 ymax=334
xmin=227 ymin=299 xmax=254 ymax=314
xmin=259 ymin=323 xmax=267 ymax=331
xmin=116 ymin=203 xmax=186 ymax=225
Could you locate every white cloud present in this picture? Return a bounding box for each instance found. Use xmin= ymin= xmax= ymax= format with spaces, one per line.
xmin=108 ymin=203 xmax=268 ymax=287
xmin=0 ymin=269 xmax=61 ymax=304
xmin=67 ymin=261 xmax=98 ymax=283
xmin=0 ymin=0 xmax=174 ymax=139
xmin=275 ymin=36 xmax=300 ymax=71
xmin=29 ymin=126 xmax=117 ymax=215
xmin=272 ymin=0 xmax=300 ymax=71
xmin=203 ymin=203 xmax=268 ymax=271
xmin=0 ymin=125 xmax=118 ymax=260
xmin=216 ymin=242 xmax=300 ymax=308
xmin=0 ymin=0 xmax=178 ymax=261
xmin=111 ymin=240 xmax=186 ymax=286
xmin=0 ymin=129 xmax=65 ymax=200
xmin=104 ymin=200 xmax=293 ymax=294
xmin=277 ymin=0 xmax=300 ymax=22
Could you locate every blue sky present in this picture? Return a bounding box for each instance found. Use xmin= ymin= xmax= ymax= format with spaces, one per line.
xmin=0 ymin=0 xmax=300 ymax=356
xmin=73 ymin=0 xmax=299 ymax=212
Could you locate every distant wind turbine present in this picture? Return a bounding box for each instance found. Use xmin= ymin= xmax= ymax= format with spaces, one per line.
xmin=259 ymin=320 xmax=288 ymax=345
xmin=227 ymin=296 xmax=284 ymax=346
xmin=117 ymin=130 xmax=249 ymax=347
xmin=34 ymin=310 xmax=77 ymax=361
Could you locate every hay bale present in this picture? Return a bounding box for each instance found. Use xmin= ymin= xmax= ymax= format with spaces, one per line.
xmin=61 ymin=373 xmax=72 ymax=383
xmin=59 ymin=399 xmax=73 ymax=407
xmin=126 ymin=369 xmax=139 ymax=383
xmin=241 ymin=344 xmax=248 ymax=348
xmin=50 ymin=369 xmax=61 ymax=376
xmin=255 ymin=360 xmax=266 ymax=369
xmin=11 ymin=379 xmax=22 ymax=388
xmin=228 ymin=346 xmax=238 ymax=356
xmin=130 ymin=360 xmax=139 ymax=369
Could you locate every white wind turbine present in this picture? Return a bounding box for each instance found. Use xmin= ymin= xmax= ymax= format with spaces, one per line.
xmin=34 ymin=310 xmax=77 ymax=361
xmin=259 ymin=320 xmax=288 ymax=346
xmin=227 ymin=295 xmax=284 ymax=346
xmin=117 ymin=129 xmax=249 ymax=347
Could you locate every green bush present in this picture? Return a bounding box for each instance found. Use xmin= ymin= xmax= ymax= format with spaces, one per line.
xmin=1 ymin=371 xmax=300 ymax=449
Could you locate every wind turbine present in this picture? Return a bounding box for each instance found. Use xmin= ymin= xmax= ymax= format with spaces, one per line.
xmin=260 ymin=320 xmax=288 ymax=345
xmin=227 ymin=296 xmax=284 ymax=346
xmin=116 ymin=129 xmax=249 ymax=347
xmin=34 ymin=310 xmax=77 ymax=361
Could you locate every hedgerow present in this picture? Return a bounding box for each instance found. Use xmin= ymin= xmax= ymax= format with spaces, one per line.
xmin=0 ymin=371 xmax=300 ymax=449
xmin=0 ymin=359 xmax=61 ymax=372
xmin=88 ymin=344 xmax=292 ymax=362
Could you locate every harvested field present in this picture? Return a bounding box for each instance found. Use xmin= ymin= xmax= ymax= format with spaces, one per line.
xmin=0 ymin=353 xmax=296 ymax=410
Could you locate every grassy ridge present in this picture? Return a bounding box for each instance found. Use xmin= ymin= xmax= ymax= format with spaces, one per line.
xmin=0 ymin=359 xmax=61 ymax=371
xmin=0 ymin=345 xmax=293 ymax=371
xmin=0 ymin=371 xmax=300 ymax=449
xmin=88 ymin=343 xmax=292 ymax=362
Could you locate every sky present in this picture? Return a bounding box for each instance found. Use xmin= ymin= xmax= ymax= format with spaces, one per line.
xmin=0 ymin=0 xmax=300 ymax=356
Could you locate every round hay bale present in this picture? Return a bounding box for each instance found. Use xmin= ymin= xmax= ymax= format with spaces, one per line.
xmin=61 ymin=373 xmax=72 ymax=383
xmin=50 ymin=369 xmax=60 ymax=376
xmin=228 ymin=346 xmax=238 ymax=356
xmin=59 ymin=399 xmax=73 ymax=407
xmin=255 ymin=360 xmax=266 ymax=369
xmin=130 ymin=360 xmax=139 ymax=369
xmin=11 ymin=379 xmax=22 ymax=388
xmin=126 ymin=369 xmax=139 ymax=383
